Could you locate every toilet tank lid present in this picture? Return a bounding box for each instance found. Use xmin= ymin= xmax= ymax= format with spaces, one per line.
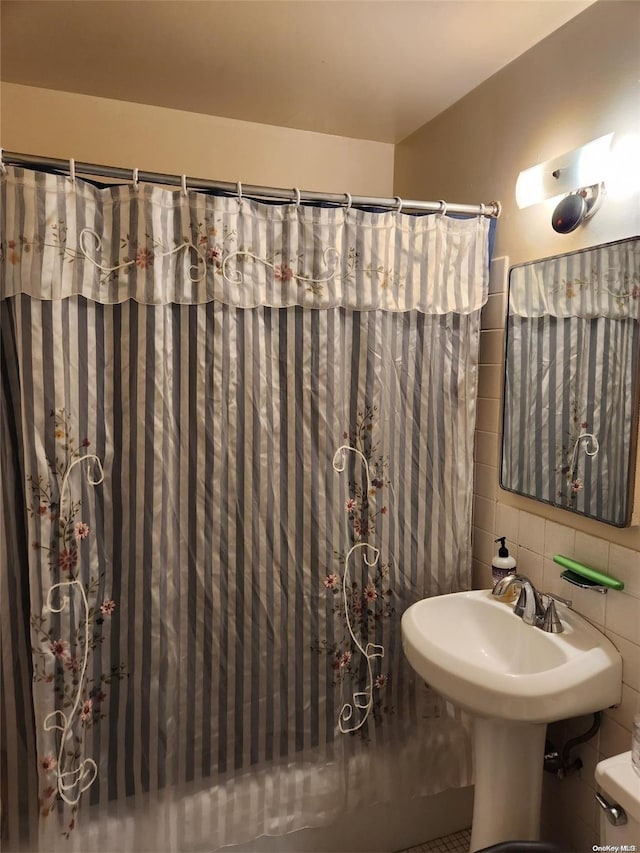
xmin=595 ymin=752 xmax=640 ymax=824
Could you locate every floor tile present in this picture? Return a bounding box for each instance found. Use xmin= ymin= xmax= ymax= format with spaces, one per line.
xmin=397 ymin=827 xmax=471 ymax=853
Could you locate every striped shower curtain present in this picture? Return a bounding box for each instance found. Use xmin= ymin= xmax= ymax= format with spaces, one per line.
xmin=502 ymin=240 xmax=640 ymax=525
xmin=1 ymin=167 xmax=490 ymax=852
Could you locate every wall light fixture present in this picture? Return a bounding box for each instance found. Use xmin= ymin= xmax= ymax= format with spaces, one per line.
xmin=515 ymin=133 xmax=613 ymax=233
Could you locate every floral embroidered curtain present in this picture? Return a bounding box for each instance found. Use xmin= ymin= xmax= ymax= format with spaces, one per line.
xmin=503 ymin=239 xmax=640 ymax=524
xmin=1 ymin=167 xmax=491 ymax=852
xmin=508 ymin=238 xmax=640 ymax=318
xmin=1 ymin=167 xmax=488 ymax=312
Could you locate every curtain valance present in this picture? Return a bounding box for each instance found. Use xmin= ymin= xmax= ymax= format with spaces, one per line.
xmin=508 ymin=239 xmax=640 ymax=319
xmin=1 ymin=167 xmax=490 ymax=313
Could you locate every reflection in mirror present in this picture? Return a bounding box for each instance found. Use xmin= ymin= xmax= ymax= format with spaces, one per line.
xmin=501 ymin=237 xmax=640 ymax=527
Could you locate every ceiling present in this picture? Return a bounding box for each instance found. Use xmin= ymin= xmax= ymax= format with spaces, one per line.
xmin=1 ymin=0 xmax=595 ymax=144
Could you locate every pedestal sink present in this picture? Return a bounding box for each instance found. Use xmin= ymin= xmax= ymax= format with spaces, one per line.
xmin=401 ymin=589 xmax=622 ymax=852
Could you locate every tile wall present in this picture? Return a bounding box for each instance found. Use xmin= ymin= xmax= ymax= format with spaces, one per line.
xmin=472 ymin=257 xmax=640 ymax=852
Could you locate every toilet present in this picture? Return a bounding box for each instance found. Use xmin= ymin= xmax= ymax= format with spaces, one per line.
xmin=595 ymin=751 xmax=640 ymax=848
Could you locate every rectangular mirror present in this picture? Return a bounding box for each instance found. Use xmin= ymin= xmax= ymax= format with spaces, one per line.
xmin=501 ymin=237 xmax=640 ymax=527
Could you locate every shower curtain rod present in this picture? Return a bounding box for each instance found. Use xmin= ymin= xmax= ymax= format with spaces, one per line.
xmin=1 ymin=150 xmax=501 ymax=218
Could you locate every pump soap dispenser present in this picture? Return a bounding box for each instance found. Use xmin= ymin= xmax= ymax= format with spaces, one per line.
xmin=492 ymin=537 xmax=516 ymax=588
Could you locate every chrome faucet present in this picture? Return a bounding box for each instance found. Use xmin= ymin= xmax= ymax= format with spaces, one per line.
xmin=493 ymin=574 xmax=544 ymax=625
xmin=491 ymin=574 xmax=567 ymax=633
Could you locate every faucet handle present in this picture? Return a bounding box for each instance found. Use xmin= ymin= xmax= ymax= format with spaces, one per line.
xmin=541 ymin=598 xmax=564 ymax=633
xmin=543 ymin=591 xmax=573 ymax=608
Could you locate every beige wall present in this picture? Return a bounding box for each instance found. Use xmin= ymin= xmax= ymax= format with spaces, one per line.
xmin=395 ymin=2 xmax=640 ymax=850
xmin=3 ymin=6 xmax=640 ymax=846
xmin=0 ymin=83 xmax=394 ymax=196
xmin=394 ymin=1 xmax=640 ymax=264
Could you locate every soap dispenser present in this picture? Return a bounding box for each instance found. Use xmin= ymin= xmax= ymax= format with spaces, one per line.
xmin=492 ymin=536 xmax=516 ymax=588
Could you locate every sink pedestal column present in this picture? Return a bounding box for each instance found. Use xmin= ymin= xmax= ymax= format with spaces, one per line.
xmin=470 ymin=718 xmax=547 ymax=853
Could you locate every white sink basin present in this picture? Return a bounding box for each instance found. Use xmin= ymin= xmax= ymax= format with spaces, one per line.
xmin=402 ymin=588 xmax=622 ymax=850
xmin=401 ymin=589 xmax=622 ymax=723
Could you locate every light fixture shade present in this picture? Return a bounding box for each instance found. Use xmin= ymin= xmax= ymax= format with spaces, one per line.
xmin=551 ymin=183 xmax=604 ymax=233
xmin=515 ymin=134 xmax=614 ymax=209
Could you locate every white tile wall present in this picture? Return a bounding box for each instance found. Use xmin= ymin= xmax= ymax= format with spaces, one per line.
xmin=472 ymin=495 xmax=495 ymax=535
xmin=517 ymin=511 xmax=545 ymax=554
xmin=477 ymin=364 xmax=502 ymax=399
xmin=479 ymin=329 xmax=504 ymax=365
xmin=473 ymin=430 xmax=499 ymax=468
xmin=609 ymin=544 xmax=640 ymax=598
xmin=473 ymin=462 xmax=497 ymax=501
xmin=471 ymin=256 xmax=640 ymax=853
xmin=606 ymin=630 xmax=640 ymax=692
xmin=495 ymin=503 xmax=519 ymax=548
xmin=542 ymin=520 xmax=576 ymax=561
xmin=479 ymin=293 xmax=506 ymax=329
xmin=476 ymin=398 xmax=500 ymax=432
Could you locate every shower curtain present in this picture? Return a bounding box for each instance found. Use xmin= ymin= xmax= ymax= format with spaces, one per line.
xmin=1 ymin=166 xmax=491 ymax=852
xmin=503 ymin=242 xmax=640 ymax=524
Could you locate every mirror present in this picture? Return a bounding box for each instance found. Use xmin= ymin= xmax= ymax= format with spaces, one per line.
xmin=500 ymin=237 xmax=640 ymax=527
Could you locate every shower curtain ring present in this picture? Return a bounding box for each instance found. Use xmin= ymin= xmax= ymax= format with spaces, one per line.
xmin=291 ymin=187 xmax=301 ymax=209
xmin=69 ymin=158 xmax=76 ymax=188
xmin=181 ymin=174 xmax=188 ymax=197
xmin=479 ymin=202 xmax=486 ymax=217
xmin=344 ymin=192 xmax=352 ymax=211
xmin=133 ymin=167 xmax=139 ymax=190
xmin=0 ymin=149 xmax=7 ymax=175
xmin=393 ymin=196 xmax=403 ymax=215
xmin=438 ymin=199 xmax=448 ymax=216
xmin=236 ymin=181 xmax=243 ymax=204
